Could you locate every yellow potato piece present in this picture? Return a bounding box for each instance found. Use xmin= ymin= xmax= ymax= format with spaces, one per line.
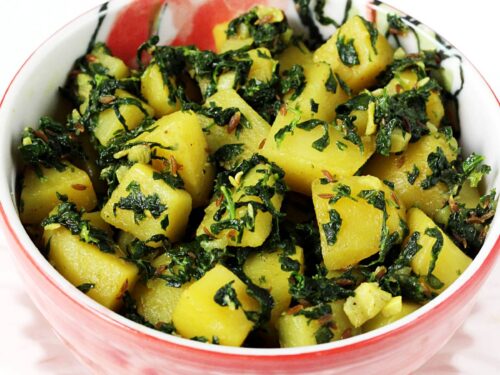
xmin=343 ymin=282 xmax=392 ymax=328
xmin=314 ymin=16 xmax=394 ymax=93
xmin=172 ymin=264 xmax=259 ymax=346
xmin=101 ymin=164 xmax=192 ymax=245
xmin=243 ymin=246 xmax=304 ymax=325
xmin=20 ymin=162 xmax=97 ymax=225
xmin=141 ymin=63 xmax=181 ymax=117
xmin=364 ymin=132 xmax=459 ymax=218
xmin=312 ymin=175 xmax=406 ymax=270
xmin=277 ymin=42 xmax=312 ymax=72
xmin=44 ymin=225 xmax=137 ymax=311
xmin=407 ymin=207 xmax=472 ymax=292
xmin=94 ymin=89 xmax=154 ymax=146
xmin=201 ymin=89 xmax=271 ymax=166
xmin=135 ymin=111 xmax=214 ymax=208
xmin=362 ymin=298 xmax=420 ymax=332
xmin=196 ymin=161 xmax=283 ymax=247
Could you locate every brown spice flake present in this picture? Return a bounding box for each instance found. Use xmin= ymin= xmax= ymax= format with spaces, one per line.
xmin=258 ymin=138 xmax=266 ymax=150
xmin=317 ymin=314 xmax=332 ymax=326
xmin=226 ymin=229 xmax=238 ymax=239
xmin=86 ymin=54 xmax=97 ymax=62
xmin=227 ymin=111 xmax=241 ymax=134
xmin=286 ymin=304 xmax=304 ymax=315
xmin=33 ymin=130 xmax=49 ymax=143
xmin=341 ymin=328 xmax=353 ymax=339
xmin=321 ymin=170 xmax=335 ymax=183
xmin=318 ymin=193 xmax=334 ymax=200
xmin=215 ymin=194 xmax=224 ymax=207
xmin=335 ymin=278 xmax=355 ymax=287
xmin=169 ymin=155 xmax=183 ymax=175
xmin=99 ymin=95 xmax=116 ymax=105
xmin=71 ymin=184 xmax=87 ymax=191
xmin=279 ymin=103 xmax=287 ymax=116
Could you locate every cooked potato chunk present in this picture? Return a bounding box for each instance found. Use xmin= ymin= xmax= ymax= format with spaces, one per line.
xmin=94 ymin=89 xmax=154 ymax=146
xmin=197 ymin=158 xmax=284 ymax=247
xmin=364 ymin=131 xmax=459 ymax=218
xmin=43 ymin=219 xmax=137 ymax=311
xmin=313 ymin=16 xmax=393 ymax=93
xmin=407 ymin=207 xmax=472 ymax=292
xmin=101 ymin=164 xmax=192 ymax=245
xmin=362 ymin=297 xmax=419 ymax=332
xmin=343 ymin=282 xmax=392 ymax=328
xmin=172 ymin=264 xmax=259 ymax=346
xmin=312 ymin=176 xmax=406 ymax=270
xmin=261 ymin=62 xmax=373 ymax=195
xmin=89 ymin=43 xmax=130 ymax=79
xmin=277 ymin=42 xmax=312 ymax=72
xmin=20 ymin=162 xmax=97 ymax=225
xmin=200 ymin=89 xmax=271 ymax=167
xmin=141 ymin=63 xmax=181 ymax=117
xmin=243 ymin=245 xmax=304 ymax=324
xmin=130 ymin=111 xmax=214 ymax=207
xmin=132 ymin=254 xmax=191 ymax=325
xmin=278 ymin=300 xmax=360 ymax=347
xmin=212 ymin=21 xmax=253 ymax=53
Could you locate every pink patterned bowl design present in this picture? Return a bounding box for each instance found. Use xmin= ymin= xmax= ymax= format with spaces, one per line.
xmin=0 ymin=0 xmax=499 ymax=374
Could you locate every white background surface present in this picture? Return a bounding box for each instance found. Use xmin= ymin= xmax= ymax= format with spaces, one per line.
xmin=0 ymin=1 xmax=499 ymax=374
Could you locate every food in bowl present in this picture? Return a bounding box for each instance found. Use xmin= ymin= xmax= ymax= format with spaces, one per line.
xmin=16 ymin=4 xmax=496 ymax=349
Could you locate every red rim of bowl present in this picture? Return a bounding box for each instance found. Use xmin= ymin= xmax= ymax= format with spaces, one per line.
xmin=0 ymin=0 xmax=499 ymax=360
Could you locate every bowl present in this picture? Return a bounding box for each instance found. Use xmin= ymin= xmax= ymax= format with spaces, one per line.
xmin=0 ymin=0 xmax=499 ymax=373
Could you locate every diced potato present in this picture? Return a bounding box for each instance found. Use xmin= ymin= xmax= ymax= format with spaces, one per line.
xmin=90 ymin=43 xmax=130 ymax=79
xmin=141 ymin=63 xmax=181 ymax=117
xmin=261 ymin=62 xmax=370 ymax=195
xmin=313 ymin=16 xmax=394 ymax=93
xmin=132 ymin=254 xmax=191 ymax=325
xmin=132 ymin=111 xmax=214 ymax=207
xmin=362 ymin=298 xmax=420 ymax=332
xmin=278 ymin=300 xmax=360 ymax=347
xmin=278 ymin=42 xmax=312 ymax=72
xmin=364 ymin=132 xmax=459 ymax=218
xmin=196 ymin=161 xmax=284 ymax=247
xmin=20 ymin=162 xmax=97 ymax=225
xmin=243 ymin=246 xmax=304 ymax=325
xmin=201 ymin=89 xmax=271 ymax=166
xmin=312 ymin=175 xmax=406 ymax=270
xmin=278 ymin=310 xmax=321 ymax=347
xmin=212 ymin=21 xmax=253 ymax=53
xmin=172 ymin=264 xmax=259 ymax=346
xmin=343 ymin=282 xmax=392 ymax=328
xmin=247 ymin=48 xmax=277 ymax=82
xmin=407 ymin=207 xmax=472 ymax=292
xmin=101 ymin=164 xmax=192 ymax=245
xmin=94 ymin=89 xmax=154 ymax=146
xmin=43 ymin=223 xmax=137 ymax=311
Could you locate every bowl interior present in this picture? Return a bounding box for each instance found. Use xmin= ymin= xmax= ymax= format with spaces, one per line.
xmin=0 ymin=0 xmax=499 ymax=356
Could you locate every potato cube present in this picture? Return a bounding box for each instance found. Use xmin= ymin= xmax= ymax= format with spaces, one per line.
xmin=172 ymin=264 xmax=259 ymax=346
xmin=90 ymin=43 xmax=130 ymax=79
xmin=196 ymin=160 xmax=284 ymax=247
xmin=76 ymin=73 xmax=92 ymax=114
xmin=20 ymin=162 xmax=97 ymax=225
xmin=343 ymin=282 xmax=392 ymax=328
xmin=247 ymin=48 xmax=277 ymax=83
xmin=313 ymin=16 xmax=394 ymax=93
xmin=278 ymin=300 xmax=360 ymax=347
xmin=201 ymin=89 xmax=271 ymax=167
xmin=94 ymin=89 xmax=154 ymax=146
xmin=243 ymin=246 xmax=304 ymax=325
xmin=277 ymin=42 xmax=312 ymax=72
xmin=101 ymin=164 xmax=192 ymax=245
xmin=362 ymin=298 xmax=419 ymax=332
xmin=312 ymin=175 xmax=406 ymax=270
xmin=212 ymin=21 xmax=253 ymax=53
xmin=364 ymin=131 xmax=459 ymax=218
xmin=407 ymin=207 xmax=472 ymax=292
xmin=141 ymin=63 xmax=181 ymax=117
xmin=132 ymin=254 xmax=191 ymax=325
xmin=260 ymin=61 xmax=372 ymax=195
xmin=43 ymin=225 xmax=137 ymax=311
xmin=134 ymin=111 xmax=214 ymax=207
